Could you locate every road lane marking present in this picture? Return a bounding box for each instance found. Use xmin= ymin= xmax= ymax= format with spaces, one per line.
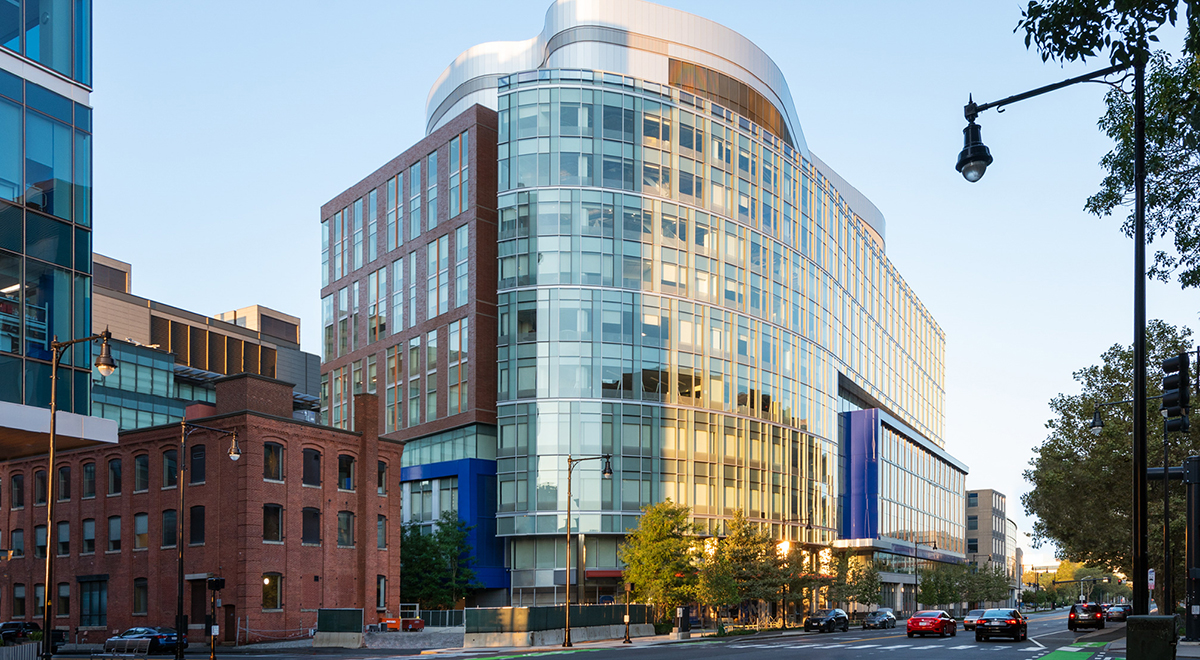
xmin=845 ymin=644 xmax=880 ymax=649
xmin=950 ymin=645 xmax=976 ymax=649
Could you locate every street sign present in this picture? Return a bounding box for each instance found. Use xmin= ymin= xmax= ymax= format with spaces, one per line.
xmin=1149 ymin=568 xmax=1156 ymax=590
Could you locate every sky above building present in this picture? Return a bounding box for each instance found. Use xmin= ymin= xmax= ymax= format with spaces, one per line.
xmin=90 ymin=1 xmax=1194 ymax=568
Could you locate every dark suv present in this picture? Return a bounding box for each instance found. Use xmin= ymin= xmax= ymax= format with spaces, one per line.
xmin=804 ymin=608 xmax=849 ymax=633
xmin=0 ymin=621 xmax=41 ymax=644
xmin=1069 ymin=603 xmax=1106 ymax=631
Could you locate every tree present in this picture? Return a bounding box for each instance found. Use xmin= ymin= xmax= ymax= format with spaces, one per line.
xmin=1017 ymin=1 xmax=1200 ymax=288
xmin=722 ymin=511 xmax=785 ymax=624
xmin=400 ymin=510 xmax=482 ymax=609
xmin=1023 ymin=320 xmax=1196 ymax=612
xmin=826 ymin=549 xmax=856 ymax=609
xmin=694 ymin=541 xmax=737 ymax=626
xmin=918 ymin=563 xmax=965 ymax=609
xmin=850 ymin=560 xmax=883 ymax=610
xmin=618 ymin=500 xmax=699 ymax=620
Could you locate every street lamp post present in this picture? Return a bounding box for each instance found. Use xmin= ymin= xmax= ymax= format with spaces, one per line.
xmin=562 ymin=453 xmax=612 ymax=647
xmin=175 ymin=421 xmax=241 ymax=660
xmin=959 ymin=59 xmax=1148 ymax=615
xmin=42 ymin=329 xmax=117 ymax=660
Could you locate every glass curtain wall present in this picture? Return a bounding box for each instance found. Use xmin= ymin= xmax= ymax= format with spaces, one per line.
xmin=493 ymin=68 xmax=946 ymax=602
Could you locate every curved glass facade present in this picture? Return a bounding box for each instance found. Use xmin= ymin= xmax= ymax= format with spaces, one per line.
xmin=493 ymin=67 xmax=947 ymax=598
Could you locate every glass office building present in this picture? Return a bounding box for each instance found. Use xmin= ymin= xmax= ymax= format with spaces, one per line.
xmin=327 ymin=0 xmax=969 ymax=606
xmin=0 ymin=1 xmax=97 ymax=417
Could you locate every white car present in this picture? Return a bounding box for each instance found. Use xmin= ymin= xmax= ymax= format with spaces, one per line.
xmin=963 ymin=609 xmax=986 ymax=631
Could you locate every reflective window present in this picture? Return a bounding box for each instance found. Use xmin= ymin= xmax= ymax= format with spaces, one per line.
xmin=337 ymin=511 xmax=354 ymax=547
xmin=263 ymin=503 xmax=282 ymax=542
xmin=264 ymin=443 xmax=284 ymax=481
xmin=262 ymin=573 xmax=281 ymax=610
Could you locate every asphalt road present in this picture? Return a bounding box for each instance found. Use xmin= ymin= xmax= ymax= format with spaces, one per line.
xmin=81 ymin=610 xmax=1126 ymax=660
xmin=411 ymin=610 xmax=1126 ymax=660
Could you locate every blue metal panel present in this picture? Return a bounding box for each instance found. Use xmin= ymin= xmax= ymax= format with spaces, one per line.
xmin=400 ymin=458 xmax=507 ymax=590
xmin=843 ymin=409 xmax=879 ymax=540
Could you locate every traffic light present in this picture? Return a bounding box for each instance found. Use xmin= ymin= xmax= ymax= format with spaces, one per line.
xmin=1162 ymin=352 xmax=1191 ymax=433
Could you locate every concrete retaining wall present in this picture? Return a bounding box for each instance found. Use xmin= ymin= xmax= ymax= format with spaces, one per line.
xmin=464 ymin=623 xmax=655 ymax=647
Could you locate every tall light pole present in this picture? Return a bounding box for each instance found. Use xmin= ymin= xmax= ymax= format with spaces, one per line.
xmin=958 ymin=58 xmax=1148 ymax=614
xmin=43 ymin=329 xmax=117 ymax=660
xmin=562 ymin=453 xmax=612 ymax=647
xmin=175 ymin=421 xmax=241 ymax=660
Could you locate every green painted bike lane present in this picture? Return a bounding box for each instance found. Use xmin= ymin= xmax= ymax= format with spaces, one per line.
xmin=1039 ymin=641 xmax=1111 ymax=660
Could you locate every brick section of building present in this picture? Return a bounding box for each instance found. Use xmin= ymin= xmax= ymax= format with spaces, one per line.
xmin=0 ymin=374 xmax=402 ymax=645
xmin=320 ymin=104 xmax=498 ymax=439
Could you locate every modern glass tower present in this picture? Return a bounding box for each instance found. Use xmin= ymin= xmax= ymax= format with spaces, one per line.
xmin=326 ymin=0 xmax=969 ymax=610
xmin=0 ymin=2 xmax=113 ymax=457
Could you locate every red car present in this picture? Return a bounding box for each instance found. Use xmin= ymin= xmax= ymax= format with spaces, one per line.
xmin=907 ymin=610 xmax=958 ymax=638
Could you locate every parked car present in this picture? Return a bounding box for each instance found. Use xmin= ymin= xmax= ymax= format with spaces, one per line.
xmin=0 ymin=621 xmax=40 ymax=645
xmin=804 ymin=608 xmax=849 ymax=633
xmin=1107 ymin=604 xmax=1132 ymax=621
xmin=963 ymin=609 xmax=986 ymax=631
xmin=1069 ymin=603 xmax=1106 ymax=631
xmin=862 ymin=609 xmax=896 ymax=629
xmin=105 ymin=627 xmax=187 ymax=652
xmin=906 ymin=610 xmax=957 ymax=638
xmin=975 ymin=608 xmax=1028 ymax=642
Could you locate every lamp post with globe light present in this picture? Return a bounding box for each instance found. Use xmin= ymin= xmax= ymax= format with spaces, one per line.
xmin=41 ymin=329 xmax=118 ymax=660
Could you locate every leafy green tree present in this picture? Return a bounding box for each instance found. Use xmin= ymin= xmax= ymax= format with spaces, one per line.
xmin=851 ymin=560 xmax=884 ymax=610
xmin=1017 ymin=1 xmax=1200 ymax=288
xmin=722 ymin=511 xmax=785 ymax=624
xmin=964 ymin=565 xmax=1013 ymax=606
xmin=618 ymin=500 xmax=700 ymax=620
xmin=1023 ymin=320 xmax=1196 ymax=613
xmin=826 ymin=549 xmax=856 ymax=609
xmin=918 ymin=563 xmax=964 ymax=609
xmin=400 ymin=510 xmax=482 ymax=609
xmin=694 ymin=543 xmax=737 ymax=625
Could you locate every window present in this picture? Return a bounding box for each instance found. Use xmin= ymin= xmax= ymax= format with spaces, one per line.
xmin=408 ymin=161 xmax=421 ymax=240
xmin=376 ymin=575 xmax=387 ymax=610
xmin=12 ymin=584 xmax=24 ymax=618
xmin=190 ymin=506 xmax=205 ymax=545
xmin=302 ymin=449 xmax=321 ymax=486
xmin=80 ymin=579 xmax=107 ymax=627
xmin=56 ymin=520 xmax=68 ymax=556
xmin=409 ymin=251 xmax=418 ymax=327
xmin=448 ymin=318 xmax=469 ymax=415
xmin=262 ymin=573 xmax=282 ymax=610
xmin=337 ymin=455 xmax=355 ymax=491
xmin=132 ymin=578 xmax=147 ymax=615
xmin=190 ymin=445 xmax=206 ymax=484
xmin=427 ymin=150 xmax=438 ymax=231
xmin=448 ymin=131 xmax=468 ymax=218
xmin=967 ymin=515 xmax=978 ymax=531
xmin=11 ymin=529 xmax=23 ymax=557
xmin=967 ymin=492 xmax=978 ymax=508
xmin=161 ymin=510 xmax=176 ymax=548
xmin=377 ymin=461 xmax=387 ymax=495
xmin=263 ymin=504 xmax=283 ymax=542
xmin=57 ymin=582 xmax=69 ymax=616
xmin=34 ymin=584 xmax=44 ymax=612
xmin=33 ymin=470 xmax=46 ymax=505
xmin=163 ymin=450 xmax=177 ymax=488
xmin=57 ymin=466 xmax=70 ymax=501
xmin=34 ymin=525 xmax=45 ymax=558
xmin=107 ymin=516 xmax=121 ymax=551
xmin=133 ymin=513 xmax=148 ymax=550
xmin=81 ymin=519 xmax=94 ymax=554
xmin=10 ymin=474 xmax=22 ymax=508
xmin=302 ymin=508 xmax=321 ymax=545
xmin=264 ymin=443 xmax=284 ymax=481
xmin=337 ymin=511 xmax=354 ymax=547
xmin=427 ymin=235 xmax=449 ymax=318
xmin=455 ymin=224 xmax=469 ymax=308
xmin=82 ymin=463 xmax=95 ymax=498
xmin=426 ymin=330 xmax=438 ymax=421
xmin=133 ymin=455 xmax=148 ymax=491
xmin=377 ymin=515 xmax=387 ymax=549
xmin=108 ymin=459 xmax=121 ymax=495
xmin=967 ymin=537 xmax=978 ymax=554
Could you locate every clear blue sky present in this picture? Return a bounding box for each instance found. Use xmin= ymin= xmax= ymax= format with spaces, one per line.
xmin=91 ymin=1 xmax=1194 ymax=567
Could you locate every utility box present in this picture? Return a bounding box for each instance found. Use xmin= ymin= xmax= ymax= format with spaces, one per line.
xmin=1128 ymin=615 xmax=1177 ymax=660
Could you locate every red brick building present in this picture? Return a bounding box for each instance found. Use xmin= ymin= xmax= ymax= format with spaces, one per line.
xmin=0 ymin=373 xmax=402 ymax=645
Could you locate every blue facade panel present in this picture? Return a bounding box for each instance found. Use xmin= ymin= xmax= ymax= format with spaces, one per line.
xmin=843 ymin=409 xmax=880 ymax=540
xmin=400 ymin=458 xmax=506 ymax=590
